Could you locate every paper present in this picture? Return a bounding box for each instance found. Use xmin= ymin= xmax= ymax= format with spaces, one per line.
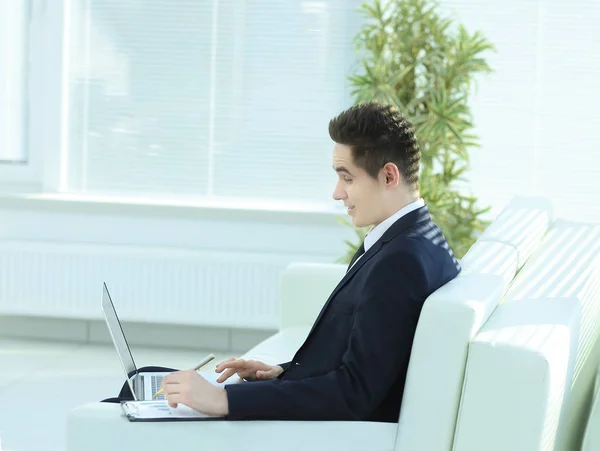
xmin=120 ymin=371 xmax=242 ymax=421
xmin=122 ymin=400 xmax=222 ymax=420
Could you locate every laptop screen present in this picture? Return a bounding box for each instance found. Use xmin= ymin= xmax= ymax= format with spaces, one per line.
xmin=101 ymin=283 xmax=138 ymax=379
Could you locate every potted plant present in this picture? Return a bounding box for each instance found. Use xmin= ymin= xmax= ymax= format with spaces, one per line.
xmin=338 ymin=0 xmax=495 ymax=262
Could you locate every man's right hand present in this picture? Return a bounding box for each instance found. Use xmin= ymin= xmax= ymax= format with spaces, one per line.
xmin=215 ymin=357 xmax=284 ymax=383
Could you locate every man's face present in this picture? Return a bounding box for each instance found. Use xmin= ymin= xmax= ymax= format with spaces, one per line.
xmin=332 ymin=144 xmax=388 ymax=228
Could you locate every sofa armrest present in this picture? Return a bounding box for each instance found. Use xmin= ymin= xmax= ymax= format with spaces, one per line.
xmin=582 ymin=367 xmax=600 ymax=451
xmin=453 ymin=297 xmax=582 ymax=451
xmin=66 ymin=402 xmax=397 ymax=451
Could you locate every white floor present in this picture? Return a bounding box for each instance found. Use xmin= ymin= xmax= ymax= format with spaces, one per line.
xmin=0 ymin=338 xmax=230 ymax=451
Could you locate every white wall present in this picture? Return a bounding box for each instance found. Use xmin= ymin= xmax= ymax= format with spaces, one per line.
xmin=0 ymin=196 xmax=352 ymax=330
xmin=2 ymin=0 xmax=600 ymax=334
xmin=442 ymin=0 xmax=600 ymax=223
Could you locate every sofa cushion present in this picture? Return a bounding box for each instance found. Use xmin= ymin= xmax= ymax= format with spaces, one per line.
xmin=453 ymin=221 xmax=600 ymax=451
xmin=66 ymin=402 xmax=397 ymax=451
xmin=478 ymin=195 xmax=553 ymax=269
xmin=395 ymin=240 xmax=519 ymax=451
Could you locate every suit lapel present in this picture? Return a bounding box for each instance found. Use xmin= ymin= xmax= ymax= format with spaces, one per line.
xmin=304 ymin=206 xmax=432 ymax=339
xmin=306 ymin=239 xmax=384 ymax=337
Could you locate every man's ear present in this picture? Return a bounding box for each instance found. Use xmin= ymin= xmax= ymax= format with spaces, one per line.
xmin=383 ymin=163 xmax=400 ymax=187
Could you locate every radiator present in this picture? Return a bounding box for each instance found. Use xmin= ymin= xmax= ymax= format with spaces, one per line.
xmin=0 ymin=240 xmax=314 ymax=328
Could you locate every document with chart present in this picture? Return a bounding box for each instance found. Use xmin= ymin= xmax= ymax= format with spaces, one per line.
xmin=121 ymin=400 xmax=225 ymax=422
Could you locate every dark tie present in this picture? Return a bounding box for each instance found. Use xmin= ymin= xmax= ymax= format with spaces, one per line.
xmin=347 ymin=241 xmax=365 ymax=273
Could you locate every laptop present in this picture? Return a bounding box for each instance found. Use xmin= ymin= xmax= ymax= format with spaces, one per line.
xmin=101 ymin=282 xmax=170 ymax=401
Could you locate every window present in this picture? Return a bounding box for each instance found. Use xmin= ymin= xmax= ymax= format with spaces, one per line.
xmin=0 ymin=0 xmax=28 ymax=165
xmin=62 ymin=0 xmax=362 ymax=207
xmin=442 ymin=0 xmax=600 ymax=223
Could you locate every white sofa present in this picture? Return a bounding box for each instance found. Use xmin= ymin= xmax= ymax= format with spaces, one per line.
xmin=66 ymin=196 xmax=600 ymax=451
xmin=582 ymin=367 xmax=600 ymax=450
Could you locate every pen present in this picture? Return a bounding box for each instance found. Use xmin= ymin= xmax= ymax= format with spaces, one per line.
xmin=152 ymin=353 xmax=215 ymax=400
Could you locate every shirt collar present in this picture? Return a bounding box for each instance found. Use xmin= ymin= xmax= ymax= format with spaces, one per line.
xmin=364 ymin=198 xmax=426 ymax=252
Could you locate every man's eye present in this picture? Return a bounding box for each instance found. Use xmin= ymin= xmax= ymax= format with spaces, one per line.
xmin=344 ymin=177 xmax=352 ymax=183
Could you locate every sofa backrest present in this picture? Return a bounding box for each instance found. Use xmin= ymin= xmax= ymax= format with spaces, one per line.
xmin=395 ymin=196 xmax=554 ymax=451
xmin=279 ymin=262 xmax=346 ymax=330
xmin=452 ymin=220 xmax=600 ymax=451
xmin=477 ymin=195 xmax=554 ymax=270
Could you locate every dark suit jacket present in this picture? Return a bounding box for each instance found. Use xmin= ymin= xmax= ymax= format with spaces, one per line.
xmin=225 ymin=205 xmax=461 ymax=421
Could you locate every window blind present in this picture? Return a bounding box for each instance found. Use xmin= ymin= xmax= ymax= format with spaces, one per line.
xmin=443 ymin=0 xmax=600 ymax=223
xmin=0 ymin=0 xmax=27 ymax=163
xmin=531 ymin=0 xmax=600 ymax=222
xmin=65 ymin=0 xmax=362 ymax=207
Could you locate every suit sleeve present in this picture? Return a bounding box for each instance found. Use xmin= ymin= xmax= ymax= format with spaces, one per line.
xmin=224 ymin=251 xmax=426 ymax=420
xmin=278 ymin=361 xmax=291 ymax=371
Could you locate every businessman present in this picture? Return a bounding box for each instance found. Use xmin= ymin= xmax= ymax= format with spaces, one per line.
xmin=110 ymin=102 xmax=461 ymax=422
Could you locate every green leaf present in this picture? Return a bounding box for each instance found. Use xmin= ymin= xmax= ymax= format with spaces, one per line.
xmin=340 ymin=0 xmax=494 ymax=261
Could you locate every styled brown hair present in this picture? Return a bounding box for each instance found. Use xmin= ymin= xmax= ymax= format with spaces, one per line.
xmin=328 ymin=102 xmax=420 ymax=191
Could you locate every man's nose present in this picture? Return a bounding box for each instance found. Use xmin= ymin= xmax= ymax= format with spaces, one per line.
xmin=332 ymin=181 xmax=346 ymax=201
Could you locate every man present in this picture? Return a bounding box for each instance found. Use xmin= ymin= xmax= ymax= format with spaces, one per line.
xmin=110 ymin=102 xmax=461 ymax=421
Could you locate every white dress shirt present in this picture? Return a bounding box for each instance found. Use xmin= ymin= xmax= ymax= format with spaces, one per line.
xmin=350 ymin=198 xmax=426 ymax=270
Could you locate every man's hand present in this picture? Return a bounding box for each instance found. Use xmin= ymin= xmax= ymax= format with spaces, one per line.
xmin=161 ymin=370 xmax=229 ymax=416
xmin=215 ymin=357 xmax=283 ymax=383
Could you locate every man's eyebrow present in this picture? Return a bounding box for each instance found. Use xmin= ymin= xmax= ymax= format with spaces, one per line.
xmin=333 ymin=165 xmax=353 ymax=176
